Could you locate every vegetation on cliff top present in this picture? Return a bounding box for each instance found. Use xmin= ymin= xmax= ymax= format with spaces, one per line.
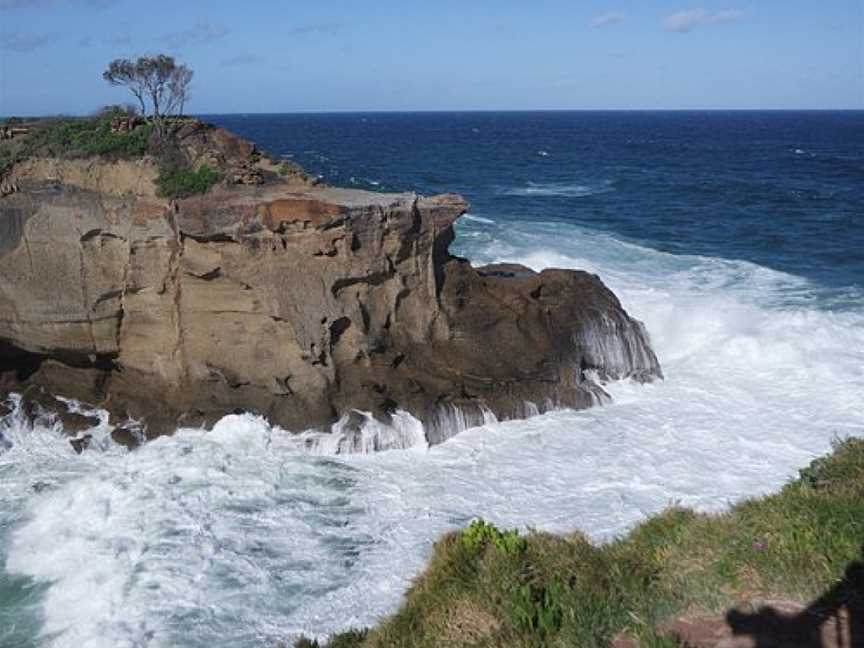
xmin=1 ymin=55 xmax=216 ymax=199
xmin=0 ymin=107 xmax=152 ymax=173
xmin=299 ymin=437 xmax=864 ymax=647
xmin=155 ymin=164 xmax=221 ymax=199
xmin=2 ymin=54 xmax=194 ymax=174
xmin=2 ymin=55 xmax=312 ymax=198
xmin=0 ymin=110 xmax=220 ymax=199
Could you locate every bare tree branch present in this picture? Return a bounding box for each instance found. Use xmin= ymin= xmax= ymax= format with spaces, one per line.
xmin=103 ymin=55 xmax=194 ymax=135
xmin=102 ymin=58 xmax=147 ymax=116
xmin=166 ymin=65 xmax=193 ymax=117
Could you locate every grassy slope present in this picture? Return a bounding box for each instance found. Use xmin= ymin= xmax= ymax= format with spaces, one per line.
xmin=301 ymin=438 xmax=864 ymax=647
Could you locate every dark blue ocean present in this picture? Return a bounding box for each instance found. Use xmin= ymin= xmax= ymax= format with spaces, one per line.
xmin=208 ymin=111 xmax=864 ymax=307
xmin=2 ymin=112 xmax=863 ymax=648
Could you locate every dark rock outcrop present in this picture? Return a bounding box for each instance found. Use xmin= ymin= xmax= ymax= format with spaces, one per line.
xmin=0 ymin=125 xmax=661 ymax=444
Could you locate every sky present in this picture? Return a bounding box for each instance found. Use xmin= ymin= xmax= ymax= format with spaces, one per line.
xmin=0 ymin=0 xmax=862 ymax=115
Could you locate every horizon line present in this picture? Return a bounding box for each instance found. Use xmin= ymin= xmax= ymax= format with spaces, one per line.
xmin=4 ymin=107 xmax=864 ymax=120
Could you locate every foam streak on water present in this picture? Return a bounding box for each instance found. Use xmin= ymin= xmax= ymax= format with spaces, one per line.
xmin=502 ymin=180 xmax=614 ymax=198
xmin=1 ymin=222 xmax=863 ymax=647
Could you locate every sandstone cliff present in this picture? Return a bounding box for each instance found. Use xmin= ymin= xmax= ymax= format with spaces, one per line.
xmin=0 ymin=122 xmax=661 ymax=447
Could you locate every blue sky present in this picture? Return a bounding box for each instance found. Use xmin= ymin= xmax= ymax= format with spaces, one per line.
xmin=1 ymin=0 xmax=862 ymax=115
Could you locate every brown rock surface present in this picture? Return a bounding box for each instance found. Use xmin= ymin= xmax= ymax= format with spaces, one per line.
xmin=0 ymin=126 xmax=661 ymax=443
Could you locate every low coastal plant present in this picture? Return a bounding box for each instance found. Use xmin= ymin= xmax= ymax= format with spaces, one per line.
xmin=26 ymin=113 xmax=152 ymax=158
xmin=155 ymin=164 xmax=220 ymax=199
xmin=305 ymin=437 xmax=864 ymax=647
xmin=0 ymin=111 xmax=154 ymax=175
xmin=2 ymin=111 xmax=223 ymax=200
xmin=0 ymin=146 xmax=17 ymax=177
xmin=461 ymin=519 xmax=527 ymax=555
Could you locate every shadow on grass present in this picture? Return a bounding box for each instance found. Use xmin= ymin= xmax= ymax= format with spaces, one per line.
xmin=727 ymin=545 xmax=864 ymax=648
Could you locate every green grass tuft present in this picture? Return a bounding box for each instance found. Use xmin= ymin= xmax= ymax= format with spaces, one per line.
xmin=461 ymin=519 xmax=527 ymax=555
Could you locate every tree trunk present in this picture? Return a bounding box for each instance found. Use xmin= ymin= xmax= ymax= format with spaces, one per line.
xmin=151 ymin=90 xmax=161 ymax=119
xmin=131 ymin=90 xmax=146 ymax=117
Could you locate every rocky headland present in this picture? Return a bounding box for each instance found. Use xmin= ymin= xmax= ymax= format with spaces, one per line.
xmin=0 ymin=118 xmax=661 ymax=448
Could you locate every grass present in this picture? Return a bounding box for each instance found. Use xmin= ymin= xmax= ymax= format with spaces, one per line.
xmin=155 ymin=164 xmax=221 ymax=199
xmin=298 ymin=437 xmax=864 ymax=647
xmin=0 ymin=113 xmax=155 ymax=176
xmin=31 ymin=118 xmax=154 ymax=158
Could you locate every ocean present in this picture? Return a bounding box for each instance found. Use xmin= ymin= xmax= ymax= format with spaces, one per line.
xmin=1 ymin=111 xmax=862 ymax=647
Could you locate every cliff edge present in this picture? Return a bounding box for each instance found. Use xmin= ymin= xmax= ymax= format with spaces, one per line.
xmin=0 ymin=119 xmax=661 ymax=447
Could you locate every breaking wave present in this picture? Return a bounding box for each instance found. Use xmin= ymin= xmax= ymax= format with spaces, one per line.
xmin=3 ymin=216 xmax=862 ymax=646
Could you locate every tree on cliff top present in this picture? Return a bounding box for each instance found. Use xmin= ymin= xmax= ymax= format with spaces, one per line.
xmin=103 ymin=55 xmax=194 ymax=129
xmin=167 ymin=65 xmax=193 ymax=117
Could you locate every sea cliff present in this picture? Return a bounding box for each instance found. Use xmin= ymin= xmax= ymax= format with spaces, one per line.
xmin=0 ymin=118 xmax=661 ymax=445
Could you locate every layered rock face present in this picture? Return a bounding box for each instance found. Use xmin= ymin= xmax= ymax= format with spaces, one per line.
xmin=0 ymin=126 xmax=661 ymax=444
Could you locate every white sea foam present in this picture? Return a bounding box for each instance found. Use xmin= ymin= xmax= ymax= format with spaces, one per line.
xmin=296 ymin=410 xmax=427 ymax=455
xmin=503 ymin=181 xmax=613 ymax=198
xmin=461 ymin=213 xmax=496 ymax=225
xmin=2 ymin=220 xmax=863 ymax=647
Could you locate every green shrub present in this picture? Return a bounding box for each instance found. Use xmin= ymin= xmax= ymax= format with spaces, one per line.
xmin=0 ymin=146 xmax=17 ymax=176
xmin=461 ymin=519 xmax=527 ymax=555
xmin=81 ymin=121 xmax=153 ymax=157
xmin=156 ymin=164 xmax=220 ymax=199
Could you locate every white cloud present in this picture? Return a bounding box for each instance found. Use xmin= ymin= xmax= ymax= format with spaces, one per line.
xmin=591 ymin=12 xmax=625 ymax=28
xmin=663 ymin=8 xmax=744 ymax=33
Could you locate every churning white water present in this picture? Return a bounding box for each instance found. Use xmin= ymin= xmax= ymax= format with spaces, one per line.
xmin=1 ymin=220 xmax=863 ymax=648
